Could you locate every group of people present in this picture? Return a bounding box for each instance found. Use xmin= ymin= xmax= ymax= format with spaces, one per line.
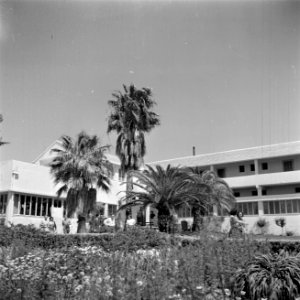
xmin=39 ymin=216 xmax=57 ymax=233
xmin=229 ymin=208 xmax=247 ymax=237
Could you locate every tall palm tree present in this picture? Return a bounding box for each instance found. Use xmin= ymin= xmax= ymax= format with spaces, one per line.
xmin=186 ymin=167 xmax=235 ymax=232
xmin=107 ymin=84 xmax=160 ymax=179
xmin=50 ymin=132 xmax=113 ymax=233
xmin=118 ymin=165 xmax=210 ymax=232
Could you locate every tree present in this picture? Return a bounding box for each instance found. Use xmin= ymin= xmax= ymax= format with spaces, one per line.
xmin=50 ymin=132 xmax=113 ymax=233
xmin=0 ymin=114 xmax=8 ymax=146
xmin=107 ymin=84 xmax=160 ymax=179
xmin=107 ymin=84 xmax=160 ymax=229
xmin=118 ymin=165 xmax=210 ymax=232
xmin=186 ymin=167 xmax=235 ymax=232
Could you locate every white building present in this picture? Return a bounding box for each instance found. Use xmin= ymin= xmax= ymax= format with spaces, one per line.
xmin=1 ymin=140 xmax=300 ymax=235
xmin=149 ymin=141 xmax=300 ymax=235
xmin=0 ymin=141 xmax=124 ymax=233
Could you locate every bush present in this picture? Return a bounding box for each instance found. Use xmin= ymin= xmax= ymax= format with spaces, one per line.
xmin=0 ymin=224 xmax=171 ymax=252
xmin=286 ymin=231 xmax=294 ymax=237
xmin=232 ymin=252 xmax=300 ymax=300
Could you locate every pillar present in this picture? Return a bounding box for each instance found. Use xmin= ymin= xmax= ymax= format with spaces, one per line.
xmin=5 ymin=192 xmax=14 ymax=226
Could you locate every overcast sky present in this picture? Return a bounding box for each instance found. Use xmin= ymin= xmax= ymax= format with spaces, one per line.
xmin=0 ymin=0 xmax=300 ymax=164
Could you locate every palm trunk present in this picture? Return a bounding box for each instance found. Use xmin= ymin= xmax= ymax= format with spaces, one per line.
xmin=192 ymin=206 xmax=202 ymax=232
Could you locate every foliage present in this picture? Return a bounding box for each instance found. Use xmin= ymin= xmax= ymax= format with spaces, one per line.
xmin=232 ymin=252 xmax=300 ymax=300
xmin=0 ymin=231 xmax=271 ymax=300
xmin=286 ymin=231 xmax=294 ymax=237
xmin=275 ymin=218 xmax=287 ymax=235
xmin=107 ymin=84 xmax=160 ymax=176
xmin=275 ymin=218 xmax=286 ymax=228
xmin=119 ymin=165 xmax=211 ymax=231
xmin=50 ymin=132 xmax=113 ymax=220
xmin=186 ymin=168 xmax=235 ymax=231
xmin=256 ymin=218 xmax=267 ymax=228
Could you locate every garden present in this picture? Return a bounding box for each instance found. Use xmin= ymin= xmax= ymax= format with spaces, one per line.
xmin=1 ymin=224 xmax=300 ymax=300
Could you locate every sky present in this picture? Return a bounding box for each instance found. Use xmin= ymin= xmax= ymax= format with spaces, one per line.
xmin=0 ymin=0 xmax=300 ymax=164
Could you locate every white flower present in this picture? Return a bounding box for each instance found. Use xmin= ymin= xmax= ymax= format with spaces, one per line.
xmin=196 ymin=286 xmax=203 ymax=290
xmin=137 ymin=280 xmax=143 ymax=287
xmin=224 ymin=289 xmax=231 ymax=296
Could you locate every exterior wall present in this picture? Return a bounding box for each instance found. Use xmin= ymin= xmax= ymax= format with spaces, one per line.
xmin=215 ymin=161 xmax=255 ymax=178
xmin=258 ymin=155 xmax=300 ymax=174
xmin=222 ymin=215 xmax=300 ymax=236
xmin=0 ymin=159 xmax=123 ymax=231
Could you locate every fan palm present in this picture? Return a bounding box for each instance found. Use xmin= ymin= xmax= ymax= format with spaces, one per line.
xmin=107 ymin=84 xmax=160 ymax=178
xmin=232 ymin=253 xmax=300 ymax=300
xmin=50 ymin=132 xmax=113 ymax=233
xmin=186 ymin=167 xmax=235 ymax=231
xmin=118 ymin=165 xmax=210 ymax=232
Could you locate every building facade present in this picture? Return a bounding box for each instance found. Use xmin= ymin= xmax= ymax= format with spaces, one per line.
xmin=0 ymin=141 xmax=124 ymax=233
xmin=149 ymin=141 xmax=300 ymax=235
xmin=1 ymin=141 xmax=300 ymax=235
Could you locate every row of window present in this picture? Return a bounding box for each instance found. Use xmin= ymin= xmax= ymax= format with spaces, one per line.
xmin=14 ymin=194 xmax=62 ymax=216
xmin=217 ymin=160 xmax=295 ymax=178
xmin=234 ymin=187 xmax=300 ymax=198
xmin=263 ymin=199 xmax=300 ymax=215
xmin=176 ymin=199 xmax=300 ymax=218
xmin=0 ymin=194 xmax=8 ymax=214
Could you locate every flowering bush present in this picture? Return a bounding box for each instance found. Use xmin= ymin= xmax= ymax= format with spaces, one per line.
xmin=0 ymin=233 xmax=272 ymax=300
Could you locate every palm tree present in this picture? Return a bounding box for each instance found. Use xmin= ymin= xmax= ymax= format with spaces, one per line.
xmin=107 ymin=84 xmax=160 ymax=179
xmin=50 ymin=132 xmax=113 ymax=233
xmin=186 ymin=167 xmax=235 ymax=232
xmin=232 ymin=253 xmax=300 ymax=300
xmin=118 ymin=165 xmax=210 ymax=232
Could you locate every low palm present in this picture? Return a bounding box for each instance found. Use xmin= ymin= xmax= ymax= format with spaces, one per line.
xmin=233 ymin=253 xmax=300 ymax=300
xmin=50 ymin=132 xmax=113 ymax=232
xmin=186 ymin=167 xmax=235 ymax=231
xmin=119 ymin=165 xmax=210 ymax=232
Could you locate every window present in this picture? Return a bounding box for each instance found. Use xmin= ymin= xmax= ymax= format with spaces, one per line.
xmin=296 ymin=187 xmax=300 ymax=193
xmin=239 ymin=165 xmax=245 ymax=173
xmin=0 ymin=194 xmax=8 ymax=215
xmin=176 ymin=204 xmax=192 ymax=218
xmin=108 ymin=204 xmax=117 ymax=216
xmin=13 ymin=193 xmax=57 ymax=216
xmin=251 ymin=190 xmax=258 ymax=196
xmin=217 ymin=168 xmax=226 ymax=178
xmin=262 ymin=190 xmax=267 ymax=196
xmin=261 ymin=162 xmax=268 ymax=170
xmin=283 ymin=160 xmax=293 ymax=172
xmin=236 ymin=202 xmax=258 ymax=216
xmin=234 ymin=192 xmax=240 ymax=197
xmin=250 ymin=164 xmax=255 ymax=172
xmin=263 ymin=199 xmax=300 ymax=214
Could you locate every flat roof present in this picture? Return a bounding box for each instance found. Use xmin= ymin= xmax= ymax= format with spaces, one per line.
xmin=147 ymin=141 xmax=300 ymax=168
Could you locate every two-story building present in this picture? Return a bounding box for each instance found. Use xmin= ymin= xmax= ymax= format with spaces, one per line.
xmin=149 ymin=141 xmax=300 ymax=235
xmin=1 ymin=140 xmax=300 ymax=235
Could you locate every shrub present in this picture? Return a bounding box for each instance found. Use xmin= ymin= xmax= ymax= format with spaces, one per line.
xmin=286 ymin=231 xmax=294 ymax=237
xmin=232 ymin=252 xmax=300 ymax=300
xmin=275 ymin=217 xmax=286 ymax=235
xmin=256 ymin=218 xmax=268 ymax=235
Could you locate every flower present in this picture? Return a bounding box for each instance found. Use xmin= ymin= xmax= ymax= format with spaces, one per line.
xmin=137 ymin=280 xmax=143 ymax=287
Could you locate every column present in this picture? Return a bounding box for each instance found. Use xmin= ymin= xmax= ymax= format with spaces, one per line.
xmin=5 ymin=192 xmax=14 ymax=226
xmin=104 ymin=203 xmax=109 ymax=217
xmin=257 ymin=185 xmax=264 ymax=216
xmin=145 ymin=204 xmax=151 ymax=225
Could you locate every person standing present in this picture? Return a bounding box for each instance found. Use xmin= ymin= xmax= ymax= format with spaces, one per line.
xmin=48 ymin=217 xmax=57 ymax=233
xmin=62 ymin=216 xmax=71 ymax=234
xmin=40 ymin=216 xmax=49 ymax=232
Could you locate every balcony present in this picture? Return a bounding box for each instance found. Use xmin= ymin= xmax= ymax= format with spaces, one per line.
xmin=224 ymin=170 xmax=300 ymax=188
